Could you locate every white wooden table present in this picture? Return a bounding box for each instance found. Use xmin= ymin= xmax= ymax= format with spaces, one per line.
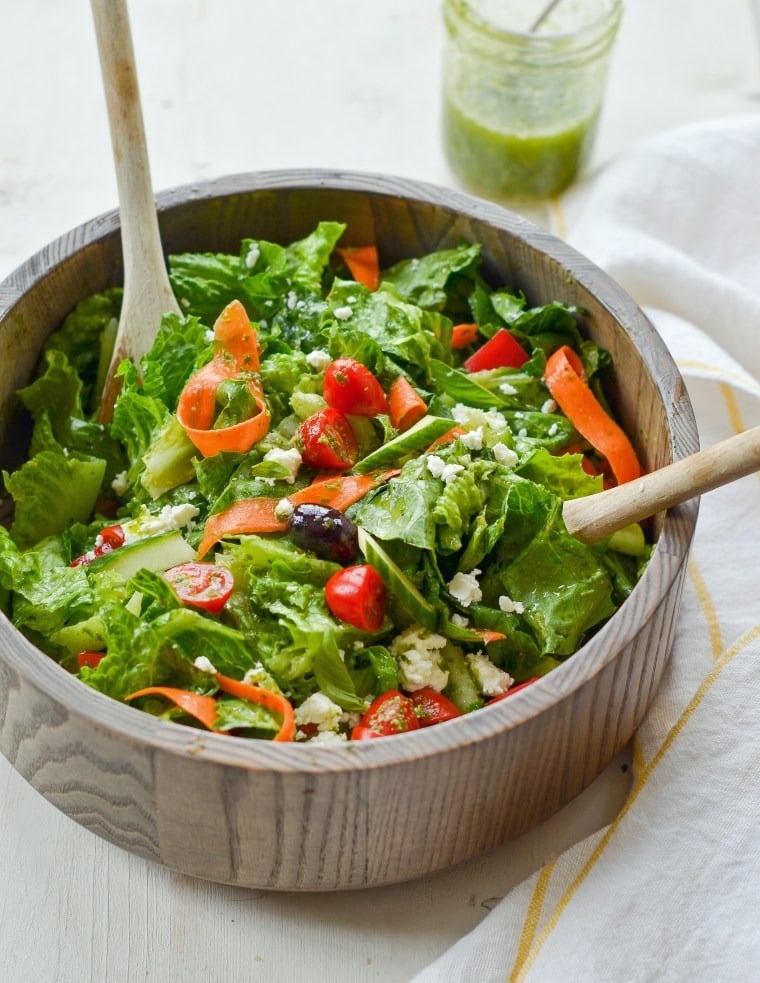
xmin=1 ymin=2 xmax=758 ymax=980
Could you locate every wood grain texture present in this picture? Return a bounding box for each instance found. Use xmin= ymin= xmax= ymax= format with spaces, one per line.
xmin=0 ymin=172 xmax=699 ymax=890
xmin=564 ymin=425 xmax=760 ymax=542
xmin=89 ymin=0 xmax=182 ymax=419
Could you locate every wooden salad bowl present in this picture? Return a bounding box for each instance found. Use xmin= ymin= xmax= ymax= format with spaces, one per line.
xmin=0 ymin=171 xmax=699 ymax=891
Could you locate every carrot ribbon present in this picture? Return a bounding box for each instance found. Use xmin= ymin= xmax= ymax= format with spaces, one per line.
xmin=125 ymin=677 xmax=295 ymax=742
xmin=215 ymin=673 xmax=295 ymax=742
xmin=388 ymin=376 xmax=428 ymax=432
xmin=177 ymin=299 xmax=271 ymax=456
xmin=544 ymin=345 xmax=642 ymax=486
xmin=125 ymin=686 xmax=219 ymax=730
xmin=335 ymin=245 xmax=380 ymax=291
xmin=196 ymin=468 xmax=399 ymax=558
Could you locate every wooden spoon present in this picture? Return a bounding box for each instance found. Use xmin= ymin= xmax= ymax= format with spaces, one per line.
xmin=90 ymin=0 xmax=182 ymax=422
xmin=563 ymin=425 xmax=760 ymax=544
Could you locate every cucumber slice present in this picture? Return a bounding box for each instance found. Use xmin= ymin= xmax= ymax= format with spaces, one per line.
xmin=607 ymin=522 xmax=646 ymax=557
xmin=352 ymin=415 xmax=454 ymax=474
xmin=357 ymin=528 xmax=437 ymax=630
xmin=441 ymin=645 xmax=483 ymax=713
xmin=89 ymin=530 xmax=196 ymax=580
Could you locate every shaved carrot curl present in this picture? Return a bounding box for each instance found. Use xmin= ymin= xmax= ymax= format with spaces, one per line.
xmin=544 ymin=345 xmax=642 ymax=486
xmin=215 ymin=673 xmax=295 ymax=742
xmin=335 ymin=245 xmax=380 ymax=291
xmin=426 ymin=425 xmax=466 ymax=451
xmin=195 ymin=469 xmax=399 ymax=558
xmin=125 ymin=686 xmax=219 ymax=730
xmin=451 ymin=322 xmax=479 ymax=350
xmin=469 ymin=628 xmax=507 ymax=644
xmin=177 ymin=299 xmax=271 ymax=456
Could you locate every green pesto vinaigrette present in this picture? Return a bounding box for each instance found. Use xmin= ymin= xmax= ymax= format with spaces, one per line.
xmin=441 ymin=0 xmax=621 ymax=202
xmin=443 ymin=97 xmax=600 ymax=200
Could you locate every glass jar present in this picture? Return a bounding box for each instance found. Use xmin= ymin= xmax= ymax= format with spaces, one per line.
xmin=442 ymin=0 xmax=623 ymax=201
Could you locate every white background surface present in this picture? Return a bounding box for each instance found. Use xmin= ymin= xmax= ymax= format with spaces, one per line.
xmin=1 ymin=2 xmax=759 ymax=980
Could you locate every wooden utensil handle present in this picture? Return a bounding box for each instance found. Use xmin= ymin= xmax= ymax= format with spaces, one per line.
xmin=91 ymin=0 xmax=180 ymax=421
xmin=90 ymin=0 xmax=163 ymax=282
xmin=563 ymin=425 xmax=760 ymax=544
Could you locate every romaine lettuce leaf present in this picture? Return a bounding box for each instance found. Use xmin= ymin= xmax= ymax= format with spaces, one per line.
xmin=3 ymin=448 xmax=106 ymax=549
xmin=41 ymin=287 xmax=122 ymax=413
xmin=381 ymin=242 xmax=481 ymax=311
xmin=0 ymin=529 xmax=92 ymax=640
xmin=139 ymin=312 xmax=213 ymax=410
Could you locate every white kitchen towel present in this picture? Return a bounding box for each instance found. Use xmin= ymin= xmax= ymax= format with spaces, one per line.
xmin=413 ymin=114 xmax=760 ymax=982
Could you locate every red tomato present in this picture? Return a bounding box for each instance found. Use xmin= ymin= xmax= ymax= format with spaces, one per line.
xmin=463 ymin=328 xmax=529 ymax=372
xmin=488 ymin=676 xmax=541 ymax=702
xmin=323 ymin=358 xmax=389 ymax=417
xmin=69 ymin=523 xmax=126 ymax=566
xmin=410 ymin=686 xmax=461 ymax=727
xmin=296 ymin=407 xmax=359 ymax=470
xmin=324 ymin=564 xmax=387 ymax=631
xmin=351 ymin=689 xmax=419 ymax=739
xmin=164 ymin=562 xmax=235 ymax=614
xmin=77 ymin=651 xmax=105 ymax=670
xmin=99 ymin=524 xmax=126 ymax=548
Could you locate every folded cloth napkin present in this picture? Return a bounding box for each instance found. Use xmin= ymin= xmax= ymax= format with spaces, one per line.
xmin=413 ymin=114 xmax=760 ymax=983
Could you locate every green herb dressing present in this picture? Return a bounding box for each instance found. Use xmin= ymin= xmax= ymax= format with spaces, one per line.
xmin=443 ymin=96 xmax=599 ymax=200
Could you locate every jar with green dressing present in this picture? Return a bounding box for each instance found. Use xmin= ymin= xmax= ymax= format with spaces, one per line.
xmin=442 ymin=0 xmax=623 ymax=201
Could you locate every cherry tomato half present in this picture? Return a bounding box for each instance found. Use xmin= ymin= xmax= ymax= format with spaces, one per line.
xmin=324 ymin=563 xmax=387 ymax=631
xmin=70 ymin=523 xmax=126 ymax=567
xmin=164 ymin=562 xmax=235 ymax=614
xmin=99 ymin=524 xmax=126 ymax=548
xmin=410 ymin=686 xmax=461 ymax=727
xmin=296 ymin=406 xmax=359 ymax=470
xmin=77 ymin=651 xmax=105 ymax=670
xmin=351 ymin=689 xmax=419 ymax=739
xmin=463 ymin=328 xmax=529 ymax=372
xmin=323 ymin=358 xmax=389 ymax=417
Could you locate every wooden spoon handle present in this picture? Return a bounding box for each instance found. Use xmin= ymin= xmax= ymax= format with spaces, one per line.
xmin=563 ymin=425 xmax=760 ymax=544
xmin=90 ymin=0 xmax=180 ymax=418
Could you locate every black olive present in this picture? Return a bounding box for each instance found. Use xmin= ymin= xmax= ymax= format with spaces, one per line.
xmin=287 ymin=503 xmax=359 ymax=564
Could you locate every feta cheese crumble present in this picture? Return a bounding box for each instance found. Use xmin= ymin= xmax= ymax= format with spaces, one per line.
xmin=492 ymin=442 xmax=518 ymax=468
xmin=426 ymin=454 xmax=465 ymax=483
xmin=467 ymin=651 xmax=514 ymax=697
xmin=459 ymin=426 xmax=484 ymax=451
xmin=306 ymin=730 xmax=348 ymax=745
xmin=193 ymin=656 xmax=218 ymax=675
xmin=111 ymin=470 xmax=129 ymax=496
xmin=498 ymin=594 xmax=525 ymax=615
xmin=294 ymin=692 xmax=344 ymax=733
xmin=391 ymin=626 xmax=449 ymax=692
xmin=499 ymin=381 xmax=518 ymax=396
xmin=244 ymin=243 xmax=260 ymax=269
xmin=305 ymin=349 xmax=331 ymax=371
xmin=541 ymin=398 xmax=558 ymax=414
xmin=263 ymin=446 xmax=302 ymax=484
xmin=122 ymin=503 xmax=200 ymax=543
xmin=333 ymin=305 xmax=353 ymax=321
xmin=451 ymin=403 xmax=508 ymax=433
xmin=274 ymin=498 xmax=295 ymax=521
xmin=447 ymin=568 xmax=482 ymax=607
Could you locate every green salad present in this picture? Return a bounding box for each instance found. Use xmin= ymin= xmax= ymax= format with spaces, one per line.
xmin=0 ymin=221 xmax=650 ymax=743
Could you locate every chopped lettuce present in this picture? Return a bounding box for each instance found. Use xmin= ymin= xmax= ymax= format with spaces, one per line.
xmin=0 ymin=222 xmax=650 ymax=743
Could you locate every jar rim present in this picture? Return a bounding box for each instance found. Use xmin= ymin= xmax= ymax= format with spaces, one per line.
xmin=444 ymin=0 xmax=623 ymax=58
